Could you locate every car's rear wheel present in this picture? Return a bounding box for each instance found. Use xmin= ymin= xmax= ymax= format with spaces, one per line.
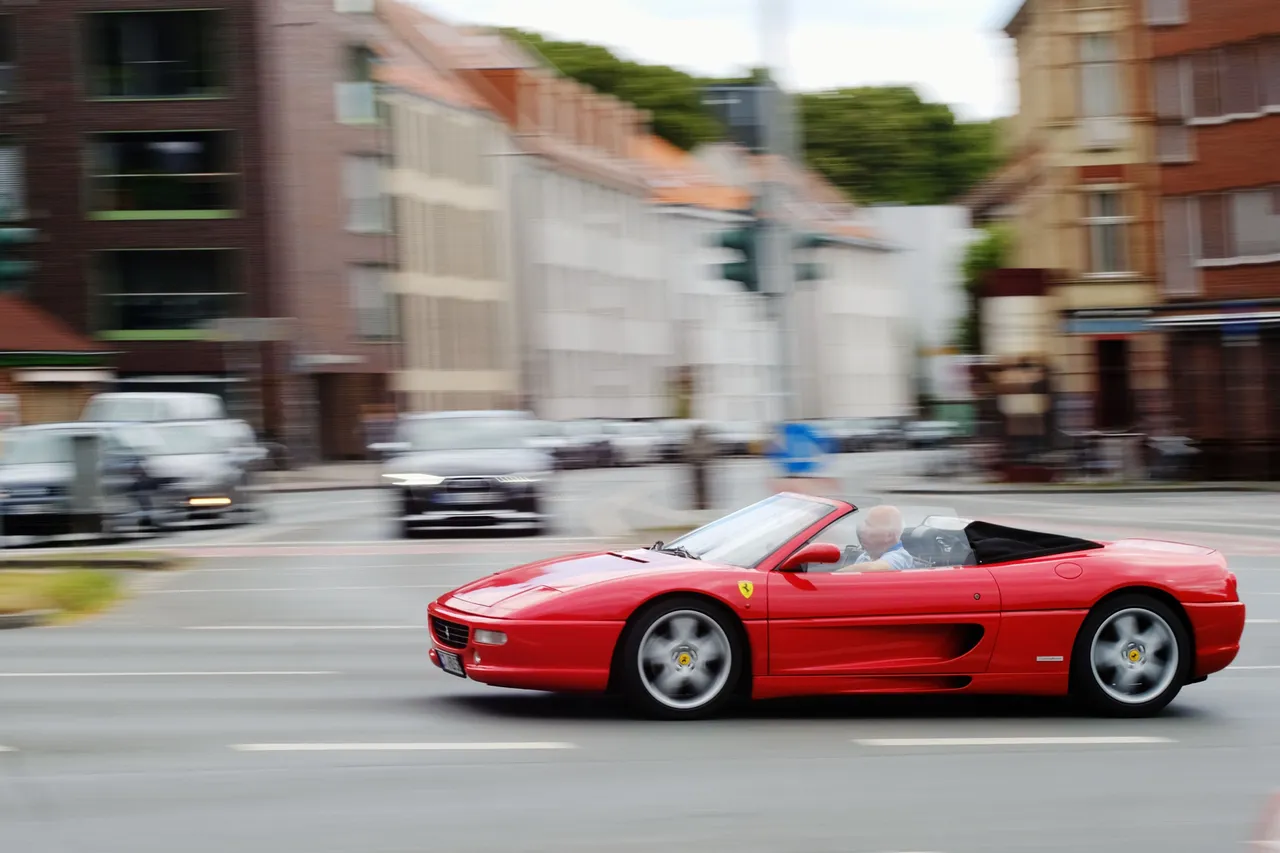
xmin=618 ymin=597 xmax=743 ymax=720
xmin=1071 ymin=593 xmax=1190 ymax=717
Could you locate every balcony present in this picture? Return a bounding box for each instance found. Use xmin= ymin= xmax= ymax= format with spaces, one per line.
xmin=88 ymin=131 xmax=236 ymax=220
xmin=96 ymin=249 xmax=243 ymax=341
xmin=84 ymin=10 xmax=225 ymax=100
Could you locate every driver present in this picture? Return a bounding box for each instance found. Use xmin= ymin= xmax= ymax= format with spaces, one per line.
xmin=838 ymin=505 xmax=914 ymax=572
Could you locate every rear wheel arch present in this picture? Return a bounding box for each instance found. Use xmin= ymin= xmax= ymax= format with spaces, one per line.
xmin=607 ymin=591 xmax=753 ymax=696
xmin=1084 ymin=585 xmax=1196 ymax=659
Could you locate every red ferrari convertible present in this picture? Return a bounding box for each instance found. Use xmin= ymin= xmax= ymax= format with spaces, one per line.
xmin=427 ymin=493 xmax=1245 ymax=719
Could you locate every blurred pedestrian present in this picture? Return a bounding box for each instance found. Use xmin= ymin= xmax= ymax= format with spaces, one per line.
xmin=685 ymin=423 xmax=716 ymax=510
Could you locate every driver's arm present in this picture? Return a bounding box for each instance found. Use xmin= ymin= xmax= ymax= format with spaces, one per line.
xmin=836 ymin=559 xmax=898 ymax=573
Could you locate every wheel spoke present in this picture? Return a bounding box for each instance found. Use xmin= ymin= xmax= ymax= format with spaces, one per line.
xmin=1115 ymin=666 xmax=1143 ymax=690
xmin=1113 ymin=614 xmax=1139 ymax=644
xmin=669 ymin=616 xmax=697 ymax=644
xmin=698 ymin=633 xmax=727 ymax=664
xmin=1135 ymin=627 xmax=1168 ymax=655
xmin=1093 ymin=640 xmax=1122 ymax=668
xmin=654 ymin=667 xmax=686 ymax=696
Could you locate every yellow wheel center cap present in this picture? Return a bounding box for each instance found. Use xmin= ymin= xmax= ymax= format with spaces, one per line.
xmin=677 ymin=652 xmax=692 ymax=667
xmin=1128 ymin=649 xmax=1142 ymax=663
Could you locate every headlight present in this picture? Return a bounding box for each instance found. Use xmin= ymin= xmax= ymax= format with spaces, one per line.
xmin=496 ymin=472 xmax=550 ymax=484
xmin=382 ymin=473 xmax=445 ymax=486
xmin=473 ymin=629 xmax=507 ymax=645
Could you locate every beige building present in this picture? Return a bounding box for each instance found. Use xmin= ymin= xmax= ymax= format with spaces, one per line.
xmin=373 ymin=33 xmax=521 ymax=413
xmin=965 ymin=0 xmax=1167 ymax=432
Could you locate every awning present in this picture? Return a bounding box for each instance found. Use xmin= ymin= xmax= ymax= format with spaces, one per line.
xmin=13 ymin=369 xmax=115 ymax=384
xmin=1144 ymin=311 xmax=1280 ymax=329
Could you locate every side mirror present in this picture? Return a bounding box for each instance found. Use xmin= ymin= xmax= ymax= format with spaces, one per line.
xmin=369 ymin=441 xmax=410 ymax=457
xmin=778 ymin=542 xmax=843 ymax=572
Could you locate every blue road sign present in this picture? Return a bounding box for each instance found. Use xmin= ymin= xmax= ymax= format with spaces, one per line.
xmin=768 ymin=421 xmax=832 ymax=476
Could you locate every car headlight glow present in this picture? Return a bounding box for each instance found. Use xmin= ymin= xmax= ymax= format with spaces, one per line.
xmin=382 ymin=473 xmax=445 ymax=486
xmin=497 ymin=472 xmax=549 ymax=484
xmin=473 ymin=629 xmax=508 ymax=645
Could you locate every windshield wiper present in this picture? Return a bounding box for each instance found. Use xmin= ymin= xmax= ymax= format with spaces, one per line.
xmin=649 ymin=541 xmax=700 ymax=560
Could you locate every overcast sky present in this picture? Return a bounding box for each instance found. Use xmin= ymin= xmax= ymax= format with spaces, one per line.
xmin=417 ymin=0 xmax=1022 ymax=121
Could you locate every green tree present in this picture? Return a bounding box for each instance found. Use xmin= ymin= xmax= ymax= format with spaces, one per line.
xmin=955 ymin=225 xmax=1013 ymax=355
xmin=502 ymin=28 xmax=1002 ymax=205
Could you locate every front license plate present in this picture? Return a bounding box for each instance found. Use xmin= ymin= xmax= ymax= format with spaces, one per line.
xmin=437 ymin=649 xmax=466 ymax=678
xmin=440 ymin=492 xmax=490 ymax=505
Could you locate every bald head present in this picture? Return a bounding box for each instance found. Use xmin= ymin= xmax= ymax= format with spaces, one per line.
xmin=857 ymin=505 xmax=904 ymax=557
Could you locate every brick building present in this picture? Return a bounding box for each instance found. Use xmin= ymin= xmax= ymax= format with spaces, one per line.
xmin=966 ymin=0 xmax=1168 ymax=436
xmin=0 ymin=1 xmax=277 ymax=429
xmin=1145 ymin=0 xmax=1280 ymax=478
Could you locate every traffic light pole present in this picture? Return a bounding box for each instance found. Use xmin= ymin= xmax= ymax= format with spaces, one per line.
xmin=757 ymin=0 xmax=798 ymax=425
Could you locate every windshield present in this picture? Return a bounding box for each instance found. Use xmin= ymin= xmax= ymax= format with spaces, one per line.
xmin=143 ymin=422 xmax=222 ymax=456
xmin=0 ymin=430 xmax=75 ymax=465
xmin=398 ymin=416 xmax=533 ymax=451
xmin=665 ymin=494 xmax=837 ymax=568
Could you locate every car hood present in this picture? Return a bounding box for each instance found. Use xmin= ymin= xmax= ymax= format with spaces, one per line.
xmin=0 ymin=463 xmax=74 ymax=488
xmin=384 ymin=448 xmax=551 ymax=478
xmin=442 ymin=548 xmax=701 ymax=609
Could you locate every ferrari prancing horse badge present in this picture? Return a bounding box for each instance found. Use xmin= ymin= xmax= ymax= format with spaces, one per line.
xmin=738 ymin=581 xmax=753 ymax=599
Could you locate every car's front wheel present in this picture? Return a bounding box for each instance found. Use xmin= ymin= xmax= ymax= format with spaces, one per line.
xmin=618 ymin=597 xmax=744 ymax=720
xmin=1071 ymin=593 xmax=1190 ymax=717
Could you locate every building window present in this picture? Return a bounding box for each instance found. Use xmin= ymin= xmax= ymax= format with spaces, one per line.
xmin=0 ymin=15 xmax=14 ymax=99
xmin=87 ymin=131 xmax=236 ymax=219
xmin=1084 ymin=191 xmax=1129 ymax=274
xmin=349 ymin=264 xmax=395 ymax=340
xmin=84 ymin=10 xmax=225 ymax=100
xmin=1144 ymin=0 xmax=1187 ymax=26
xmin=336 ymin=44 xmax=378 ymax=124
xmin=1228 ymin=188 xmax=1280 ymax=257
xmin=0 ymin=137 xmax=23 ymax=220
xmin=1189 ymin=187 xmax=1280 ymax=262
xmin=1080 ymin=35 xmax=1121 ymax=118
xmin=1262 ymin=38 xmax=1280 ymax=107
xmin=1221 ymin=44 xmax=1261 ymax=115
xmin=95 ymin=249 xmax=241 ymax=337
xmin=343 ymin=154 xmax=387 ymax=232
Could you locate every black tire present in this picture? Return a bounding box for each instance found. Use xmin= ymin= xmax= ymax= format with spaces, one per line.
xmin=1070 ymin=593 xmax=1191 ymax=718
xmin=616 ymin=595 xmax=745 ymax=721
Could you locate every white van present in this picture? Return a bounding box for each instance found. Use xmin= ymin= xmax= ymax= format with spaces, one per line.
xmin=81 ymin=392 xmax=227 ymax=423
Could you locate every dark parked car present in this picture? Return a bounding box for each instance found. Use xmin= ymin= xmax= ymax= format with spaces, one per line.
xmin=374 ymin=410 xmax=553 ymax=537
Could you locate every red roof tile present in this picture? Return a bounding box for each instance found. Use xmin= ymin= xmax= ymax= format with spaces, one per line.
xmin=0 ymin=295 xmax=104 ymax=353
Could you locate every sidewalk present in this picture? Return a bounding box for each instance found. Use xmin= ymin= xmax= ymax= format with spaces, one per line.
xmin=255 ymin=462 xmax=382 ymax=492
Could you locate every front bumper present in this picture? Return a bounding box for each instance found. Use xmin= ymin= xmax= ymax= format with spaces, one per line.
xmin=398 ymin=482 xmax=545 ymax=531
xmin=426 ymin=602 xmax=622 ymax=692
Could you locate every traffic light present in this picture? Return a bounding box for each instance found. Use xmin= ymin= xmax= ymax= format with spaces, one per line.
xmin=793 ymin=231 xmax=828 ymax=283
xmin=714 ymin=217 xmax=762 ymax=293
xmin=0 ymin=225 xmax=37 ymax=288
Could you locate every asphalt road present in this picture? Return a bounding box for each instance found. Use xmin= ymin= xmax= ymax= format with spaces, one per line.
xmin=4 ymin=454 xmax=1280 ymax=853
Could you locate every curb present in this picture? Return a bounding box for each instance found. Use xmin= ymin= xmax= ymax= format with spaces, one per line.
xmin=0 ymin=609 xmax=57 ymax=629
xmin=0 ymin=555 xmax=180 ymax=571
xmin=253 ymin=483 xmax=384 ymax=493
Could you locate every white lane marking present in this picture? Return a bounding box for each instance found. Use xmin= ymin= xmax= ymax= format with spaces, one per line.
xmin=854 ymin=737 xmax=1175 ymax=747
xmin=150 ymin=584 xmax=456 ymax=594
xmin=1229 ymin=665 xmax=1280 ymax=670
xmin=186 ymin=625 xmax=419 ymax=631
xmin=1247 ymin=619 xmax=1280 ymax=624
xmin=0 ymin=671 xmax=338 ymax=677
xmin=0 ymin=745 xmax=13 ymax=752
xmin=232 ymin=742 xmax=576 ymax=752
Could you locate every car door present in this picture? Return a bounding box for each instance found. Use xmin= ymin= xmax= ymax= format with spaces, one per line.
xmin=766 ymin=512 xmax=1002 ymax=677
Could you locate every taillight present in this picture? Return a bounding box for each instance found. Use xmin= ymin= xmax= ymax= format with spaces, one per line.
xmin=1226 ymin=571 xmax=1239 ymax=600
